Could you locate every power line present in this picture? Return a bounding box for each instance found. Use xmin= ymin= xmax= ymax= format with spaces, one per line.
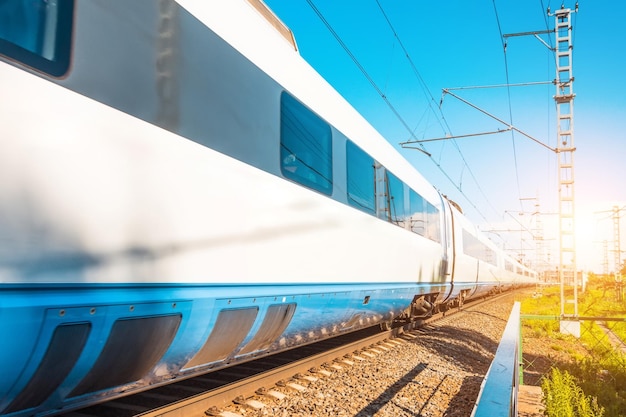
xmin=441 ymin=89 xmax=558 ymax=153
xmin=373 ymin=0 xmax=450 ymax=135
xmin=304 ymin=0 xmax=494 ymax=223
xmin=373 ymin=0 xmax=503 ymax=222
xmin=493 ymin=0 xmax=523 ymax=212
xmin=446 ymin=81 xmax=553 ymax=90
xmin=540 ymin=0 xmax=556 ymax=201
xmin=540 ymin=0 xmax=555 ymax=49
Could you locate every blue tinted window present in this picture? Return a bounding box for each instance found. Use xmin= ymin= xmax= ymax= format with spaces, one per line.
xmin=462 ymin=229 xmax=495 ymax=265
xmin=385 ymin=170 xmax=406 ymax=225
xmin=346 ymin=140 xmax=375 ymax=214
xmin=0 ymin=0 xmax=73 ymax=76
xmin=280 ymin=92 xmax=333 ymax=195
xmin=409 ymin=188 xmax=440 ymax=242
xmin=426 ymin=202 xmax=440 ymax=242
xmin=409 ymin=189 xmax=425 ymax=236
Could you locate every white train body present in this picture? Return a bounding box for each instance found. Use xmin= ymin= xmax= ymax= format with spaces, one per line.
xmin=0 ymin=1 xmax=536 ymax=415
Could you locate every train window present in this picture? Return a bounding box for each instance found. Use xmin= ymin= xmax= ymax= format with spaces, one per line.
xmin=505 ymin=260 xmax=515 ymax=272
xmin=426 ymin=202 xmax=441 ymax=242
xmin=346 ymin=140 xmax=375 ymax=214
xmin=463 ymin=230 xmax=480 ymax=259
xmin=408 ymin=190 xmax=440 ymax=242
xmin=0 ymin=0 xmax=73 ymax=76
xmin=409 ymin=189 xmax=425 ymax=236
xmin=463 ymin=229 xmax=496 ymax=265
xmin=280 ymin=92 xmax=333 ymax=195
xmin=384 ymin=170 xmax=406 ymax=226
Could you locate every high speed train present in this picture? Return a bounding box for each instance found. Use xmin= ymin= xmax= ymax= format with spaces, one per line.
xmin=0 ymin=1 xmax=537 ymax=415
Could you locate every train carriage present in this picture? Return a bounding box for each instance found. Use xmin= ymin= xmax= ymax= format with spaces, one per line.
xmin=0 ymin=1 xmax=536 ymax=415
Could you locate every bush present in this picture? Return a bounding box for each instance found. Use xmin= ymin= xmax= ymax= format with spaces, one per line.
xmin=541 ymin=368 xmax=604 ymax=417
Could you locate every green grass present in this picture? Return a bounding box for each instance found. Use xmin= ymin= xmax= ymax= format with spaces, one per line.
xmin=520 ymin=283 xmax=626 ymax=417
xmin=542 ymin=368 xmax=604 ymax=417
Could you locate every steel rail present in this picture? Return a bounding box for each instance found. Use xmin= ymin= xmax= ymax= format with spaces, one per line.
xmin=136 ymin=291 xmax=516 ymax=416
xmin=62 ymin=289 xmax=521 ymax=417
xmin=135 ymin=329 xmax=397 ymax=417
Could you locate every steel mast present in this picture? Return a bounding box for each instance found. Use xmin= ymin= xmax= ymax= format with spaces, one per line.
xmin=552 ymin=6 xmax=578 ymax=320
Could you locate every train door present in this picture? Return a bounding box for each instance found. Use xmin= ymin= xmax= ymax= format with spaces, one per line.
xmin=439 ymin=195 xmax=455 ymax=302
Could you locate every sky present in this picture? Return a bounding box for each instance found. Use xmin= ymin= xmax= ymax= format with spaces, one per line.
xmin=262 ymin=0 xmax=626 ymax=274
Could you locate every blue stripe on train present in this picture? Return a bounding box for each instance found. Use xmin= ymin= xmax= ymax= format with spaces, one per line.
xmin=0 ymin=282 xmax=448 ymax=416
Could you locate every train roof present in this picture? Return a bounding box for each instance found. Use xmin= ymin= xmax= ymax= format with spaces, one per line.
xmin=177 ymin=0 xmax=442 ymax=205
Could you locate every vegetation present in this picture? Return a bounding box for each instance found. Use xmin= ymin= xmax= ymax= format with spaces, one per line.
xmin=520 ymin=282 xmax=626 ymax=417
xmin=541 ymin=368 xmax=604 ymax=417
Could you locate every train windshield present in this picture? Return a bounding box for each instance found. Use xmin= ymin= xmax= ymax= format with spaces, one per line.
xmin=0 ymin=0 xmax=73 ymax=76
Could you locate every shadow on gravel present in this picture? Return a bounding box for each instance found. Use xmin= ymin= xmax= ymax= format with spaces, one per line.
xmin=443 ymin=375 xmax=485 ymax=417
xmin=353 ymin=362 xmax=428 ymax=417
xmin=415 ymin=325 xmax=502 ymax=375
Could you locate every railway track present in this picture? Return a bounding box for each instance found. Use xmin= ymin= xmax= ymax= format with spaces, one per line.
xmin=61 ymin=292 xmax=515 ymax=417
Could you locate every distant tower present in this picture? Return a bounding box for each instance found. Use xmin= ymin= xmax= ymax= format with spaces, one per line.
xmin=603 ymin=240 xmax=609 ymax=277
xmin=533 ymin=199 xmax=544 ymax=272
xmin=614 ymin=206 xmax=622 ymax=280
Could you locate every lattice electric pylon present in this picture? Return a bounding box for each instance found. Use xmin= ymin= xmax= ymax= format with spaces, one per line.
xmin=553 ymin=6 xmax=578 ymax=318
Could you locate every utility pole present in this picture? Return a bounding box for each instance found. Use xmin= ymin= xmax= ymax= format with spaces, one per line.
xmin=520 ymin=197 xmax=545 ymax=273
xmin=613 ymin=206 xmax=622 ymax=281
xmin=611 ymin=206 xmax=625 ymax=301
xmin=502 ymin=3 xmax=579 ymax=335
xmin=603 ymin=240 xmax=609 ymax=277
xmin=595 ymin=206 xmax=625 ymax=301
xmin=406 ymin=5 xmax=581 ymax=326
xmin=552 ymin=6 xmax=578 ymax=320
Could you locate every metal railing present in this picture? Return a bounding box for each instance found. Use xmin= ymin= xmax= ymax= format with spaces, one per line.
xmin=471 ymin=301 xmax=521 ymax=417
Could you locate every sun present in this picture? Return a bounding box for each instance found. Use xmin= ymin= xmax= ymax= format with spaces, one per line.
xmin=575 ymin=202 xmax=625 ymax=274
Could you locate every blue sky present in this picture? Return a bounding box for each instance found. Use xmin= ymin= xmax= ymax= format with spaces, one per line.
xmin=263 ymin=0 xmax=626 ymax=274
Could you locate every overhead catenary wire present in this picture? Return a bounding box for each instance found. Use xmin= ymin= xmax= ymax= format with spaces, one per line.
xmin=492 ymin=0 xmax=524 ymax=213
xmin=540 ymin=0 xmax=556 ymax=218
xmin=446 ymin=81 xmax=553 ymax=90
xmin=373 ymin=0 xmax=451 ymax=136
xmin=304 ymin=0 xmax=495 ymax=223
xmin=540 ymin=0 xmax=555 ymax=49
xmin=302 ymin=1 xmax=420 ymax=150
xmin=374 ymin=0 xmax=503 ymax=222
xmin=439 ymin=90 xmax=558 ymax=153
xmin=400 ymin=128 xmax=512 ymax=145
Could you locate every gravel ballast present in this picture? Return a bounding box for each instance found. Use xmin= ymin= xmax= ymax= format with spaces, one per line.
xmin=220 ymin=292 xmax=527 ymax=417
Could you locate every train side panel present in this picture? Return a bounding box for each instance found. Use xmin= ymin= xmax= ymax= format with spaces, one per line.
xmin=0 ymin=1 xmax=536 ymax=415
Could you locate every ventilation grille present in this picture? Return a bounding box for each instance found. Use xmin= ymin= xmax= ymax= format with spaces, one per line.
xmin=69 ymin=314 xmax=181 ymax=398
xmin=184 ymin=307 xmax=258 ymax=369
xmin=3 ymin=323 xmax=91 ymax=413
xmin=237 ymin=303 xmax=296 ymax=355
